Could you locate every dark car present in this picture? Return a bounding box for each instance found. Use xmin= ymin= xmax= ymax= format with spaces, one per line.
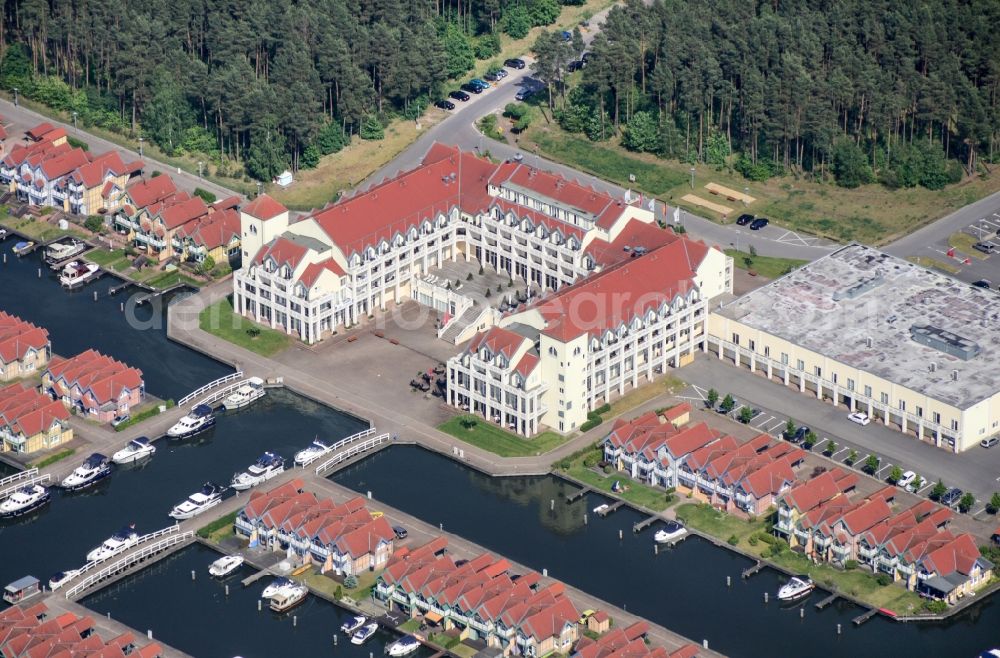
xmin=469 ymin=78 xmax=489 ymax=89
xmin=505 ymin=58 xmax=526 ymax=69
xmin=449 ymin=90 xmax=470 ymax=102
xmin=789 ymin=426 xmax=810 ymax=444
xmin=515 ymin=89 xmax=533 ymax=102
xmin=940 ymin=487 xmax=963 ymax=508
xmin=736 ymin=213 xmax=754 ymax=226
xmin=461 ymin=83 xmax=483 ymax=94
xmin=749 ymin=217 xmax=769 ymax=230
xmin=484 ymin=71 xmax=501 ymax=81
xmin=434 ymin=99 xmax=455 ymax=110
xmin=973 ymin=279 xmax=992 ymax=289
xmin=392 ymin=525 xmax=408 ymax=539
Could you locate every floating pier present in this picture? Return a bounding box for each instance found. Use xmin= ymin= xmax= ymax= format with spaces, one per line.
xmin=852 ymin=608 xmax=878 ymax=626
xmin=814 ymin=593 xmax=839 ymax=610
xmin=241 ymin=569 xmax=272 ymax=588
xmin=632 ymin=516 xmax=660 ymax=533
xmin=597 ymin=500 xmax=625 ymax=517
xmin=565 ymin=487 xmax=592 ymax=503
xmin=741 ymin=561 xmax=764 ymax=579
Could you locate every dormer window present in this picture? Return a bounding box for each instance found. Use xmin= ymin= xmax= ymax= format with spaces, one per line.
xmin=496 ymin=355 xmax=507 ymax=368
xmin=281 ymin=264 xmax=291 ymax=279
xmin=265 ymin=259 xmax=276 ymax=273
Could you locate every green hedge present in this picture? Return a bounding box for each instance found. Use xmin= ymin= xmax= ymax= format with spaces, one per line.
xmin=113 ymin=399 xmax=175 ymax=431
xmin=594 ymin=403 xmax=611 ymax=415
xmin=196 ymin=510 xmax=239 ymax=539
xmin=580 ymin=417 xmax=602 ymax=432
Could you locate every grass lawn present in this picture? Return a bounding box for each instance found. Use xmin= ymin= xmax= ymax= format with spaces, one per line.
xmin=725 ymin=250 xmax=807 ymax=279
xmin=451 ymin=643 xmax=479 ymax=658
xmin=605 ymin=375 xmax=686 ymax=420
xmin=562 ymin=453 xmax=674 ymax=512
xmin=948 ymin=231 xmax=988 ymax=259
xmin=522 ymin=124 xmax=1000 ymax=246
xmin=199 ymin=298 xmax=291 ymax=357
xmin=398 ymin=619 xmax=420 ymax=633
xmin=906 ymin=255 xmax=960 ymax=274
xmin=438 ymin=415 xmax=570 ymax=457
xmin=196 ymin=510 xmax=239 ymax=542
xmin=141 ymin=269 xmax=201 ymax=290
xmin=675 ymin=503 xmax=764 ymax=543
xmin=5 ymin=216 xmax=88 ymax=243
xmin=85 ymin=248 xmax=130 ymax=269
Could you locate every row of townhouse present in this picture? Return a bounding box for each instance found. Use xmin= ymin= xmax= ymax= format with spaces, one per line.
xmin=234 ymin=479 xmax=396 ymax=575
xmin=602 ymin=408 xmax=806 ymax=516
xmin=112 ymin=175 xmax=241 ymax=264
xmin=776 ymin=474 xmax=992 ymax=603
xmin=375 ymin=538 xmax=580 ymax=657
xmin=0 ymin=311 xmax=50 ymax=382
xmin=0 ymin=601 xmax=162 ymax=658
xmin=572 ymin=622 xmax=698 ymax=658
xmin=41 ymin=349 xmax=145 ymax=424
xmin=0 ymin=122 xmax=144 ymax=213
xmin=0 ymin=382 xmax=71 ymax=453
xmin=232 ymin=143 xmax=732 ymax=350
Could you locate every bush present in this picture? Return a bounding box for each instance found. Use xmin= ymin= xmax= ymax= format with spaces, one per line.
xmin=199 ymin=255 xmax=216 ymax=274
xmin=501 ymin=6 xmax=531 ymax=38
xmin=192 ymin=187 xmax=216 ymax=203
xmin=84 ymin=215 xmax=104 ymax=232
xmin=343 ymin=574 xmax=359 ymax=589
xmin=924 ymin=599 xmax=948 ymax=614
xmin=360 ymin=114 xmax=384 ymax=140
xmin=594 ymin=403 xmax=611 ymax=415
xmin=748 ymin=535 xmax=759 ymax=546
xmin=334 ymin=585 xmax=343 ymax=600
xmin=582 ymin=450 xmax=601 ymax=468
xmin=474 ymin=34 xmax=501 ymax=59
xmin=875 ymin=573 xmax=892 ymax=586
xmin=727 ymin=535 xmax=738 ymax=546
xmin=844 ymin=559 xmax=858 ymax=570
xmin=67 ymin=135 xmax=90 ymax=151
xmin=823 ymin=440 xmax=837 ymax=456
xmin=580 ymin=417 xmax=602 ymax=432
xmin=832 ymin=138 xmax=874 ymax=188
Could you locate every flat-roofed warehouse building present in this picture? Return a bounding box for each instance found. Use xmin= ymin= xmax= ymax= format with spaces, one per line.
xmin=708 ymin=244 xmax=1000 ymax=453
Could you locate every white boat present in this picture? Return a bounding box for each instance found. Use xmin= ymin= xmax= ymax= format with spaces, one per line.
xmin=653 ymin=520 xmax=688 ymax=544
xmin=59 ymin=260 xmax=100 ymax=288
xmin=222 ymin=377 xmax=266 ymax=411
xmin=0 ymin=484 xmax=51 ymax=518
xmin=294 ymin=438 xmax=332 ymax=466
xmin=231 ymin=452 xmax=285 ymax=491
xmin=208 ymin=555 xmax=244 ymax=577
xmin=12 ymin=240 xmax=34 ymax=256
xmin=593 ymin=503 xmax=609 ymax=514
xmin=261 ymin=577 xmax=296 ymax=600
xmin=44 ymin=239 xmax=85 ymax=265
xmin=60 ymin=453 xmax=113 ymax=491
xmin=270 ymin=583 xmax=308 ymax=612
xmin=340 ymin=615 xmax=367 ymax=634
xmin=167 ymin=404 xmax=216 ymax=439
xmin=387 ymin=636 xmax=421 ymax=657
xmin=168 ymin=482 xmax=225 ymax=519
xmin=112 ymin=437 xmax=156 ymax=464
xmin=47 ymin=569 xmax=80 ymax=591
xmin=351 ymin=622 xmax=378 ymax=645
xmin=777 ymin=576 xmax=815 ymax=602
xmin=86 ymin=524 xmax=139 ymax=561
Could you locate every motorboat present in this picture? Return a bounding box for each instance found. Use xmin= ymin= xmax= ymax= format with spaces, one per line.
xmin=167 ymin=404 xmax=216 ymax=439
xmin=44 ymin=239 xmax=86 ymax=265
xmin=60 ymin=453 xmax=113 ymax=491
xmin=777 ymin=576 xmax=815 ymax=602
xmin=86 ymin=524 xmax=139 ymax=561
xmin=0 ymin=484 xmax=51 ymax=518
xmin=112 ymin=437 xmax=156 ymax=464
xmin=269 ymin=583 xmax=308 ymax=612
xmin=59 ymin=260 xmax=100 ymax=288
xmin=231 ymin=452 xmax=285 ymax=491
xmin=294 ymin=438 xmax=332 ymax=466
xmin=48 ymin=569 xmax=80 ymax=590
xmin=12 ymin=241 xmax=34 ymax=256
xmin=222 ymin=377 xmax=266 ymax=411
xmin=653 ymin=520 xmax=688 ymax=544
xmin=168 ymin=482 xmax=225 ymax=519
xmin=387 ymin=636 xmax=421 ymax=657
xmin=592 ymin=503 xmax=609 ymax=514
xmin=208 ymin=555 xmax=244 ymax=577
xmin=351 ymin=622 xmax=378 ymax=645
xmin=261 ymin=577 xmax=295 ymax=599
xmin=340 ymin=615 xmax=367 ymax=634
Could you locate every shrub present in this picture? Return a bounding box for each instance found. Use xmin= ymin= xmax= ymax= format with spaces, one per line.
xmin=580 ymin=417 xmax=602 ymax=432
xmin=459 ymin=418 xmax=477 ymax=429
xmin=727 ymin=535 xmax=738 ymax=546
xmin=192 ymin=187 xmax=216 ymax=203
xmin=823 ymin=440 xmax=837 ymax=456
xmin=582 ymin=451 xmax=601 ymax=468
xmin=67 ymin=135 xmax=90 ymax=151
xmin=360 ymin=114 xmax=384 ymax=140
xmin=958 ymin=493 xmax=975 ymax=513
xmin=844 ymin=559 xmax=858 ymax=570
xmin=334 ymin=585 xmax=343 ymax=600
xmin=988 ymin=492 xmax=1000 ymax=515
xmin=875 ymin=573 xmax=892 ymax=586
xmin=924 ymin=599 xmax=947 ymax=614
xmin=343 ymin=574 xmax=359 ymax=589
xmin=706 ymin=389 xmax=719 ymax=408
xmin=151 ymin=170 xmax=162 ymax=177
xmin=199 ymin=255 xmax=216 ymax=274
xmin=929 ymin=480 xmax=947 ymax=501
xmin=748 ymin=535 xmax=759 ymax=546
xmin=246 ymin=327 xmax=261 ymax=338
xmin=84 ymin=215 xmax=104 ymax=232
xmin=594 ymin=403 xmax=611 ymax=415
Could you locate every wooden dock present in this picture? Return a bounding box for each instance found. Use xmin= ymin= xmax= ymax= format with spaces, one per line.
xmin=814 ymin=593 xmax=839 ymax=610
xmin=852 ymin=608 xmax=878 ymax=626
xmin=741 ymin=561 xmax=764 ymax=579
xmin=597 ymin=500 xmax=625 ymax=517
xmin=565 ymin=486 xmax=592 ymax=503
xmin=241 ymin=568 xmax=272 ymax=587
xmin=633 ymin=515 xmax=660 ymax=533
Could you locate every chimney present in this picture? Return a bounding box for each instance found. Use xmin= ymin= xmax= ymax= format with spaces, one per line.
xmin=951 ymin=369 xmax=959 ymax=381
xmin=929 ymin=362 xmax=937 ymax=373
xmin=865 ymin=336 xmax=873 ymax=348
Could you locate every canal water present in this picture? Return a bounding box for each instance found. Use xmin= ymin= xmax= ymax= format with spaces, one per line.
xmin=330 ymin=445 xmax=1000 ymax=658
xmin=0 ymin=388 xmax=367 ymax=591
xmin=82 ymin=543 xmax=433 ymax=658
xmin=0 ymin=234 xmax=231 ymax=399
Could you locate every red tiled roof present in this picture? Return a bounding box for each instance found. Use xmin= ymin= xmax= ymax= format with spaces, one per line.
xmin=252 ymin=236 xmax=309 ymax=271
xmin=38 ymin=147 xmax=90 ymax=180
xmin=175 ymin=208 xmax=240 ymax=250
xmin=26 ymin=122 xmax=54 ymax=140
xmin=839 ymin=497 xmax=892 ymax=535
xmin=739 ymin=456 xmax=797 ymax=499
xmin=158 ymin=195 xmax=209 ymax=229
xmin=43 ymin=349 xmax=143 ymax=408
xmin=242 ymin=193 xmax=288 ymax=220
xmin=299 ymin=259 xmax=347 ymax=289
xmin=662 ymin=402 xmax=691 ymax=424
xmin=920 ymin=533 xmax=986 ymax=577
xmin=0 ymin=311 xmax=49 ymax=363
xmin=586 ymin=221 xmax=680 ymax=268
xmin=467 ymin=326 xmax=528 ymax=360
xmin=125 ymin=175 xmax=178 ymax=209
xmin=662 ymin=422 xmax=717 ymax=459
xmin=70 ymin=150 xmax=140 ymax=188
xmin=489 ymin=163 xmax=620 ymax=227
xmin=513 ymin=352 xmax=539 ymax=379
xmin=781 ymin=470 xmax=855 ymax=513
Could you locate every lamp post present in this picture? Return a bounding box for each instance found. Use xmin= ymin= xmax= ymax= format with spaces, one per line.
xmin=197 ymin=161 xmax=203 ymax=178
xmin=744 ymin=186 xmax=749 ymax=207
xmin=72 ymin=111 xmax=78 ymax=131
xmin=689 ymin=166 xmax=696 ymax=190
xmin=12 ymin=87 xmax=18 ymax=107
xmin=138 ymin=137 xmax=144 ymax=158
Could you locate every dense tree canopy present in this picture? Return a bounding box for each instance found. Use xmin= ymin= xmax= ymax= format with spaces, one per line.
xmin=561 ymin=0 xmax=999 ymax=188
xmin=0 ymin=0 xmax=578 ymax=180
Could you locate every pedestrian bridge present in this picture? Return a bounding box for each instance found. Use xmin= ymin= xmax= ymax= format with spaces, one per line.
xmin=314 ymin=433 xmax=392 ymax=476
xmin=295 ymin=427 xmax=378 ymax=467
xmin=177 ymin=371 xmax=244 ymax=407
xmin=0 ymin=467 xmax=50 ymax=498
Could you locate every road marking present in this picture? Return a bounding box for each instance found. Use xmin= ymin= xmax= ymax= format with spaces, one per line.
xmin=917 ymin=482 xmax=935 ymax=494
xmin=751 ymin=415 xmax=774 ymax=429
xmin=832 ymin=448 xmax=850 ymax=459
xmin=876 ymin=463 xmax=893 ymax=477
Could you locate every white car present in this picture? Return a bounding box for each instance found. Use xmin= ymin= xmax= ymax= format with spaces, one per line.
xmin=897 ymin=470 xmax=916 ymax=489
xmin=848 ymin=412 xmax=871 ymax=426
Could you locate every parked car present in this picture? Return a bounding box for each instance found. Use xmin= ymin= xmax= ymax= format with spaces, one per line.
xmin=515 ymin=89 xmax=533 ymax=101
xmin=940 ymin=487 xmax=963 ymax=508
xmin=973 ymin=279 xmax=992 ymax=289
xmin=848 ymin=411 xmax=871 ymax=426
xmin=981 ymin=436 xmax=1000 ymax=448
xmin=736 ymin=213 xmax=754 ymax=226
xmin=973 ymin=242 xmax=997 ymax=255
xmin=469 ymin=78 xmax=490 ymax=90
xmin=434 ymin=99 xmax=455 ymax=110
xmin=749 ymin=217 xmax=769 ymax=230
xmin=505 ymin=58 xmax=526 ymax=69
xmin=449 ymin=90 xmax=470 ymax=102
xmin=790 ymin=426 xmax=810 ymax=444
xmin=392 ymin=525 xmax=408 ymax=539
xmin=484 ymin=71 xmax=502 ymax=81
xmin=897 ymin=470 xmax=917 ymax=489
xmin=460 ymin=83 xmax=483 ymax=94
xmin=110 ymin=414 xmax=130 ymax=429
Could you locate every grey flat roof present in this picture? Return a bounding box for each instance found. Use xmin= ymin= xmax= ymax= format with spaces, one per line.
xmin=281 ymin=231 xmax=329 ymax=254
xmin=715 ymin=244 xmax=1000 ymax=409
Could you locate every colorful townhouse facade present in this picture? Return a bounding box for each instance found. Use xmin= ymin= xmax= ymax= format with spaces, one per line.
xmin=0 ymin=601 xmax=163 ymax=657
xmin=0 ymin=382 xmax=72 ymax=453
xmin=54 ymin=149 xmax=144 ymax=215
xmin=0 ymin=311 xmax=50 ymax=382
xmin=41 ymin=349 xmax=145 ymax=424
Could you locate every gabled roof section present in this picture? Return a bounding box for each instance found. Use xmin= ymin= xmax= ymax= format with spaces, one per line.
xmin=243 ymin=193 xmax=288 ymax=220
xmin=125 ymin=175 xmax=178 ymax=209
xmin=466 ymin=326 xmax=529 ymax=361
xmin=252 ymin=236 xmax=309 ymax=270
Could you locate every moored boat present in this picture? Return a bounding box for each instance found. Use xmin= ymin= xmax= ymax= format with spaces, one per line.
xmin=167 ymin=404 xmax=215 ymax=439
xmin=44 ymin=238 xmax=86 ymax=265
xmin=59 ymin=260 xmax=101 ymax=288
xmin=222 ymin=377 xmax=266 ymax=410
xmin=592 ymin=503 xmax=609 ymax=514
xmin=0 ymin=484 xmax=51 ymax=518
xmin=653 ymin=520 xmax=688 ymax=544
xmin=294 ymin=438 xmax=332 ymax=466
xmin=168 ymin=482 xmax=225 ymax=519
xmin=777 ymin=576 xmax=814 ymax=602
xmin=261 ymin=577 xmax=295 ymax=599
xmin=48 ymin=569 xmax=80 ymax=591
xmin=208 ymin=555 xmax=244 ymax=577
xmin=269 ymin=583 xmax=308 ymax=612
xmin=86 ymin=524 xmax=139 ymax=562
xmin=12 ymin=241 xmax=34 ymax=256
xmin=60 ymin=453 xmax=113 ymax=491
xmin=112 ymin=437 xmax=156 ymax=464
xmin=351 ymin=622 xmax=378 ymax=645
xmin=231 ymin=452 xmax=285 ymax=491
xmin=341 ymin=615 xmax=367 ymax=634
xmin=387 ymin=635 xmax=421 ymax=656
